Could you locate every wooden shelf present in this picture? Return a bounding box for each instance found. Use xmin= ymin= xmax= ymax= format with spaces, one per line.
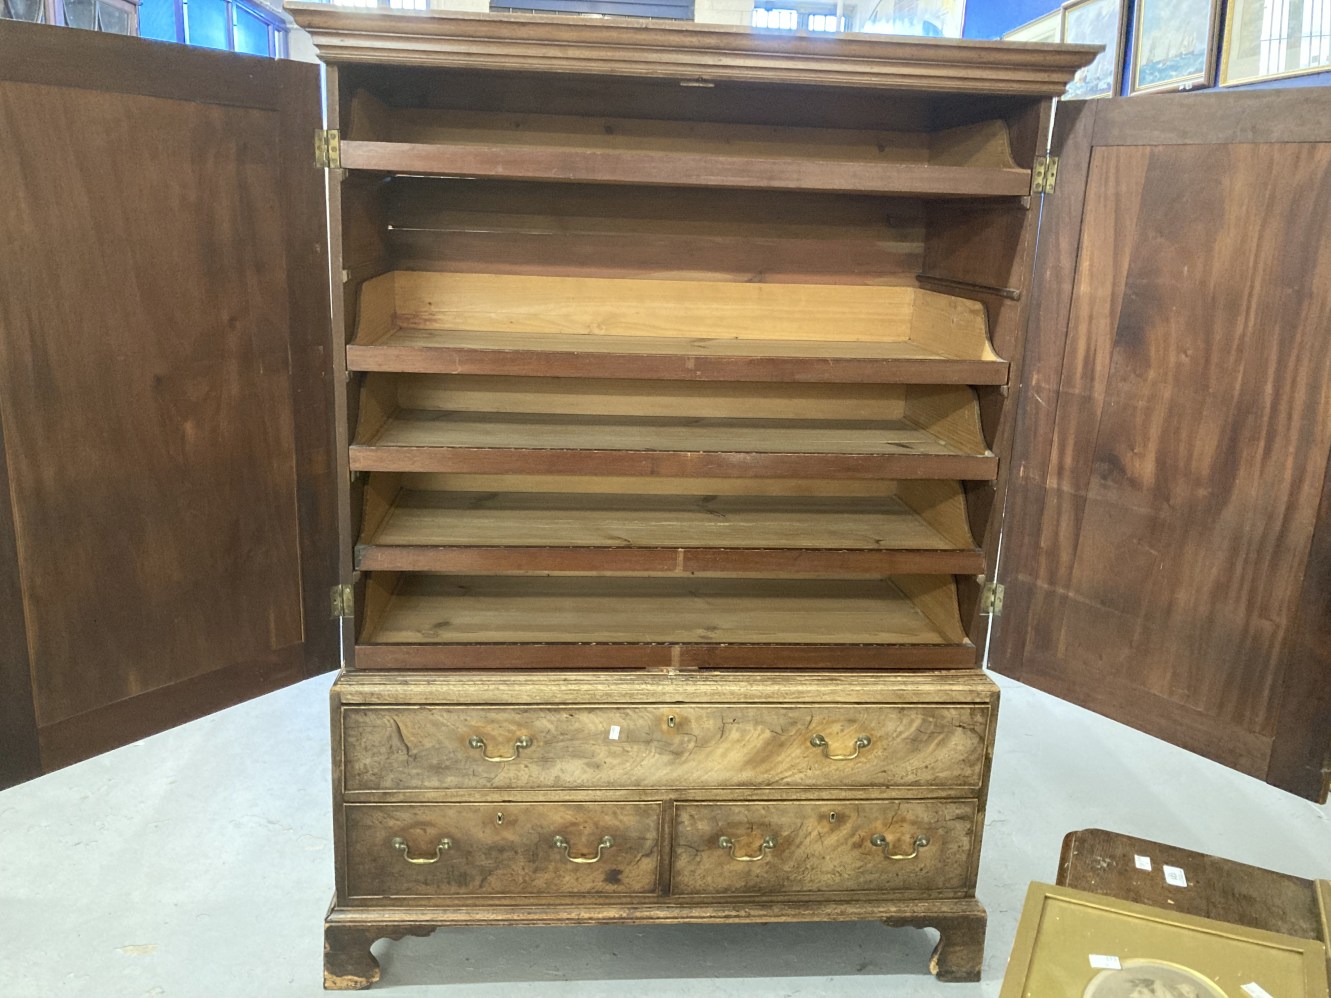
xmin=337 ymin=104 xmax=1031 ymax=199
xmin=340 ymin=139 xmax=1031 ymax=198
xmin=347 ymin=326 xmax=1009 ymax=386
xmin=349 ymin=272 xmax=1004 ymax=386
xmin=349 ymin=410 xmax=996 ymax=480
xmin=354 ymin=575 xmax=976 ymax=670
xmin=356 ymin=490 xmax=983 ymax=575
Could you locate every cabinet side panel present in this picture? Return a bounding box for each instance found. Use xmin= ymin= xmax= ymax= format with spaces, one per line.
xmin=921 ymin=98 xmax=1052 ymax=644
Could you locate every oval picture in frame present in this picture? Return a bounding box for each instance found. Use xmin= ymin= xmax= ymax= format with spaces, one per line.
xmin=1084 ymin=959 xmax=1227 ymax=998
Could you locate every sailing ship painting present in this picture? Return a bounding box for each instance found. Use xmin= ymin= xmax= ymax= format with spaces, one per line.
xmin=1063 ymin=0 xmax=1123 ymax=97
xmin=1133 ymin=0 xmax=1216 ymax=90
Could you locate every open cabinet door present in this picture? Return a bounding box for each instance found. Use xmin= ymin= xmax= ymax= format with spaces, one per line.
xmin=0 ymin=21 xmax=338 ymax=787
xmin=993 ymin=91 xmax=1331 ymax=801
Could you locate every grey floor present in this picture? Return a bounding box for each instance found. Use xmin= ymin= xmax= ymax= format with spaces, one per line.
xmin=2 ymin=670 xmax=1327 ymax=998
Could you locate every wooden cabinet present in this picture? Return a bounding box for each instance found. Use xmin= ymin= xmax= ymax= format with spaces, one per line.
xmin=4 ymin=8 xmax=1331 ymax=994
xmin=326 ymin=672 xmax=999 ymax=987
xmin=288 ymin=6 xmax=1092 ymax=989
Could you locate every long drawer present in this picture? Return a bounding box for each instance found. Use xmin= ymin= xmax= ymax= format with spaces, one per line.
xmin=341 ymin=703 xmax=989 ymax=793
xmin=670 ymin=798 xmax=977 ymax=896
xmin=344 ymin=801 xmax=662 ymax=899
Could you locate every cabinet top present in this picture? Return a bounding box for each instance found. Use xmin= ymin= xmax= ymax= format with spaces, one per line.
xmin=285 ymin=5 xmax=1097 ymax=97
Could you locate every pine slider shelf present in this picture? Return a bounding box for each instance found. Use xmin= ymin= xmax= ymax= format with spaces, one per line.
xmin=349 ymin=375 xmax=996 ymax=481
xmin=354 ymin=575 xmax=976 ymax=670
xmin=337 ymin=99 xmax=1033 ymax=199
xmin=355 ymin=479 xmax=983 ymax=576
xmin=346 ymin=272 xmax=1008 ymax=386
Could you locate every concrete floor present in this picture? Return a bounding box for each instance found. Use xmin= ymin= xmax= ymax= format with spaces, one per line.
xmin=2 ymin=671 xmax=1327 ymax=998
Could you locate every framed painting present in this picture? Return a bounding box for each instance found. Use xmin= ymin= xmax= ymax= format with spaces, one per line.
xmin=1004 ymin=10 xmax=1062 ymax=43
xmin=1131 ymin=0 xmax=1220 ymax=92
xmin=1221 ymin=0 xmax=1331 ymax=85
xmin=1061 ymin=0 xmax=1126 ymax=97
xmin=1001 ymin=883 xmax=1330 ymax=998
xmin=858 ymin=0 xmax=967 ymax=38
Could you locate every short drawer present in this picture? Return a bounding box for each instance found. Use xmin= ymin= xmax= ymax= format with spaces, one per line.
xmin=341 ymin=703 xmax=989 ymax=792
xmin=344 ymin=802 xmax=661 ymax=900
xmin=669 ymin=799 xmax=977 ymax=896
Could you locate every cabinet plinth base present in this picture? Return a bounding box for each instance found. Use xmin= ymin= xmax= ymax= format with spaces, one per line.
xmin=888 ymin=906 xmax=987 ymax=982
xmin=322 ymin=896 xmax=987 ymax=990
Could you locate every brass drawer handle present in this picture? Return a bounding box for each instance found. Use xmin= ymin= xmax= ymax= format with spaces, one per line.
xmin=870 ymin=833 xmax=929 ymax=861
xmin=552 ymin=834 xmax=614 ymax=863
xmin=468 ymin=734 xmax=533 ymax=762
xmin=718 ymin=834 xmax=778 ymax=862
xmin=391 ymin=836 xmax=452 ymax=865
xmin=810 ymin=733 xmax=871 ymax=760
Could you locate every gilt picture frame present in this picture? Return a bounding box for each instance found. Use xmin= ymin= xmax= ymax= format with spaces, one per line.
xmin=1000 ymin=883 xmax=1330 ymax=998
xmin=1221 ymin=0 xmax=1331 ymax=86
xmin=1130 ymin=0 xmax=1221 ymax=93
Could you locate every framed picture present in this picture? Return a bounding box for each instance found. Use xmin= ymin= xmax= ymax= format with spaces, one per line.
xmin=1061 ymin=0 xmax=1125 ymax=98
xmin=1131 ymin=0 xmax=1220 ymax=92
xmin=858 ymin=0 xmax=967 ymax=38
xmin=1004 ymin=10 xmax=1062 ymax=43
xmin=1221 ymin=0 xmax=1331 ymax=85
xmin=1001 ymin=883 xmax=1331 ymax=998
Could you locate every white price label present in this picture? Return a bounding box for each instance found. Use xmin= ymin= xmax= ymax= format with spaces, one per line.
xmin=1134 ymin=854 xmax=1152 ymax=871
xmin=1163 ymin=864 xmax=1188 ymax=887
xmin=608 ymin=725 xmax=621 ymax=740
xmin=1088 ymin=954 xmax=1122 ymax=970
xmin=1241 ymin=983 xmax=1275 ymax=998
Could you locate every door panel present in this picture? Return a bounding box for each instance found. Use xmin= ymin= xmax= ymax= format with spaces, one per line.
xmin=995 ymin=92 xmax=1331 ymax=800
xmin=0 ymin=21 xmax=337 ymax=784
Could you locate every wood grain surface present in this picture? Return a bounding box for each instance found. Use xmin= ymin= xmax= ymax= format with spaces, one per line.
xmin=341 ymin=702 xmax=990 ymax=792
xmin=385 ymin=178 xmax=926 ymax=286
xmin=354 ymin=490 xmax=982 ymax=576
xmin=671 ymin=798 xmax=977 ymax=896
xmin=289 ymin=5 xmax=1096 ymax=97
xmin=1057 ymin=828 xmax=1327 ymax=942
xmin=340 ymin=139 xmax=1030 ymax=198
xmin=347 ymin=327 xmax=1008 ymax=385
xmin=350 ymin=413 xmax=996 ymax=480
xmin=381 ymin=271 xmax=991 ymax=348
xmin=362 ymin=490 xmax=966 ymax=549
xmin=995 ymin=93 xmax=1331 ymax=796
xmin=332 ymin=669 xmax=1001 ymax=705
xmin=358 ymin=575 xmax=968 ymax=646
xmin=344 ymin=801 xmax=662 ymax=900
xmin=0 ymin=24 xmax=336 ymax=777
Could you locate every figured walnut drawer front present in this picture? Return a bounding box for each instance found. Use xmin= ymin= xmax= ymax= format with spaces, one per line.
xmin=344 ymin=802 xmax=660 ymax=899
xmin=670 ymin=799 xmax=977 ymax=897
xmin=341 ymin=703 xmax=988 ymax=792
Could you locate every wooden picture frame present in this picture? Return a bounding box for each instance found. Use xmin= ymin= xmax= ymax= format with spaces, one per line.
xmin=1004 ymin=10 xmax=1062 ymax=43
xmin=1061 ymin=0 xmax=1126 ymax=98
xmin=1221 ymin=0 xmax=1331 ymax=86
xmin=1130 ymin=0 xmax=1220 ymax=92
xmin=1001 ymin=883 xmax=1331 ymax=997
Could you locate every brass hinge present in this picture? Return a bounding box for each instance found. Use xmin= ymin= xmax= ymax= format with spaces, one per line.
xmin=330 ymin=583 xmax=354 ymax=619
xmin=1031 ymin=155 xmax=1058 ymax=195
xmin=314 ymin=129 xmax=341 ymax=170
xmin=981 ymin=582 xmax=1006 ymax=616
